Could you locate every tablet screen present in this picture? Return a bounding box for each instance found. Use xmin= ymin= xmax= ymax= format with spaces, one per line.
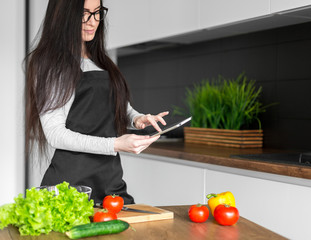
xmin=150 ymin=116 xmax=192 ymax=137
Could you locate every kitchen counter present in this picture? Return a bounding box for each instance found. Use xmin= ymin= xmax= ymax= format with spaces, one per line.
xmin=143 ymin=142 xmax=311 ymax=180
xmin=0 ymin=205 xmax=286 ymax=240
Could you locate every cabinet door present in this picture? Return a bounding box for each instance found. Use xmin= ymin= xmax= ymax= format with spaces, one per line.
xmin=271 ymin=0 xmax=311 ymax=13
xmin=105 ymin=0 xmax=152 ymax=49
xmin=199 ymin=0 xmax=270 ymax=29
xmin=150 ymin=0 xmax=200 ymax=40
xmin=121 ymin=153 xmax=205 ymax=206
xmin=205 ymin=169 xmax=311 ymax=240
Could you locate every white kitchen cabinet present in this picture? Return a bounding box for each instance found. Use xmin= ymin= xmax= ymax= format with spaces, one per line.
xmin=105 ymin=0 xmax=311 ymax=50
xmin=105 ymin=0 xmax=152 ymax=49
xmin=120 ymin=153 xmax=205 ymax=206
xmin=121 ymin=152 xmax=311 ymax=239
xmin=149 ymin=0 xmax=200 ymax=40
xmin=105 ymin=0 xmax=200 ymax=49
xmin=271 ymin=0 xmax=311 ymax=13
xmin=205 ymin=169 xmax=311 ymax=240
xmin=199 ymin=0 xmax=270 ymax=29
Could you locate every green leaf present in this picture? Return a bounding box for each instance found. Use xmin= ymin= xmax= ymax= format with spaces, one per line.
xmin=172 ymin=73 xmax=274 ymax=130
xmin=0 ymin=181 xmax=94 ymax=236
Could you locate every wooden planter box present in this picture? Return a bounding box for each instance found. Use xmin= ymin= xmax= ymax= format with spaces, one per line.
xmin=184 ymin=127 xmax=263 ymax=148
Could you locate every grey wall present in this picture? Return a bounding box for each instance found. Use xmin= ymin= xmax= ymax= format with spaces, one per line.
xmin=0 ymin=0 xmax=25 ymax=205
xmin=119 ymin=21 xmax=311 ymax=151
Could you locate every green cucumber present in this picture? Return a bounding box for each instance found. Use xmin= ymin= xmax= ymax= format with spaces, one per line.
xmin=65 ymin=220 xmax=129 ymax=239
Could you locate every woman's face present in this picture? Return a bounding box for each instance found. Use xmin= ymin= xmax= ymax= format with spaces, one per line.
xmin=82 ymin=0 xmax=101 ymax=43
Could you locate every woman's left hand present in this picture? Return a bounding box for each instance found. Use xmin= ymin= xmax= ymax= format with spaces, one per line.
xmin=134 ymin=111 xmax=169 ymax=132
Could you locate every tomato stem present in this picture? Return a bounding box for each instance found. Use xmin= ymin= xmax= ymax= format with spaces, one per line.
xmin=98 ymin=208 xmax=109 ymax=213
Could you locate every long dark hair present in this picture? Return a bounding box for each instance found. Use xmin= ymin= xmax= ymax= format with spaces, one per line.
xmin=25 ymin=0 xmax=130 ymax=155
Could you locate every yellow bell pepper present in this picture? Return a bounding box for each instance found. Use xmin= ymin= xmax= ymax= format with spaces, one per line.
xmin=206 ymin=191 xmax=236 ymax=216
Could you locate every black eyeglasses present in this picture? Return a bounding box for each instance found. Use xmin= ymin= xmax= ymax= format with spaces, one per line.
xmin=82 ymin=7 xmax=108 ymax=23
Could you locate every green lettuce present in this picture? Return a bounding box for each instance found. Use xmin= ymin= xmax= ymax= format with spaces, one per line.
xmin=0 ymin=182 xmax=94 ymax=236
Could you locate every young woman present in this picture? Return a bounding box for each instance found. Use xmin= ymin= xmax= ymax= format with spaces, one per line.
xmin=25 ymin=0 xmax=168 ymax=204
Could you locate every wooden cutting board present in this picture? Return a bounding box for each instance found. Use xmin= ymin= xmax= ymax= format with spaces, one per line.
xmin=94 ymin=204 xmax=174 ymax=223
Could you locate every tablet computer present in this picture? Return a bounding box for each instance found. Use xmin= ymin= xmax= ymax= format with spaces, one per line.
xmin=150 ymin=116 xmax=192 ymax=137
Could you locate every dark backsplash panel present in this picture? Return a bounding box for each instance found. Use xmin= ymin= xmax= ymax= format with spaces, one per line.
xmin=118 ymin=22 xmax=311 ymax=151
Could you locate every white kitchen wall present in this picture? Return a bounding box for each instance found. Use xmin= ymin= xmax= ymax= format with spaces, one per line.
xmin=0 ymin=0 xmax=25 ymax=205
xmin=29 ymin=0 xmax=49 ymax=51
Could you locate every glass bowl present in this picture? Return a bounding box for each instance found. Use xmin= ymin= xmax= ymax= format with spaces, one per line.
xmin=36 ymin=185 xmax=92 ymax=200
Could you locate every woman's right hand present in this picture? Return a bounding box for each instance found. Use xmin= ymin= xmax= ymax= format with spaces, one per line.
xmin=114 ymin=134 xmax=160 ymax=154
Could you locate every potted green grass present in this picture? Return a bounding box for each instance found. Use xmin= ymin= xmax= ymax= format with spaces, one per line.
xmin=174 ymin=73 xmax=269 ymax=148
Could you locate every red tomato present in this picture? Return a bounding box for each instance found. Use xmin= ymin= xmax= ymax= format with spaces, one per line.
xmin=214 ymin=204 xmax=239 ymax=226
xmin=103 ymin=194 xmax=124 ymax=213
xmin=93 ymin=209 xmax=117 ymax=222
xmin=188 ymin=204 xmax=209 ymax=223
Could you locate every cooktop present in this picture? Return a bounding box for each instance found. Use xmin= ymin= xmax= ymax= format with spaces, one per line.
xmin=231 ymin=152 xmax=311 ymax=166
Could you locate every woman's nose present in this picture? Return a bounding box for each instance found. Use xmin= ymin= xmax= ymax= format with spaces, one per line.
xmin=87 ymin=15 xmax=96 ymax=25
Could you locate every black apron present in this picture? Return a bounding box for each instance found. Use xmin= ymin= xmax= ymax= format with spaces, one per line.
xmin=41 ymin=70 xmax=134 ymax=204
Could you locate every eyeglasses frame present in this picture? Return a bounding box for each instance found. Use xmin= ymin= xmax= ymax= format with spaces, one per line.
xmin=82 ymin=6 xmax=108 ymax=23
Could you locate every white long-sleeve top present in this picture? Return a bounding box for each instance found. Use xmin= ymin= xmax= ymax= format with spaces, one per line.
xmin=39 ymin=58 xmax=143 ymax=156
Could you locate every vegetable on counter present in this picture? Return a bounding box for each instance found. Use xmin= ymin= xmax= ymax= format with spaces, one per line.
xmin=206 ymin=191 xmax=236 ymax=216
xmin=66 ymin=220 xmax=129 ymax=239
xmin=214 ymin=204 xmax=239 ymax=226
xmin=0 ymin=182 xmax=94 ymax=236
xmin=188 ymin=204 xmax=209 ymax=223
xmin=103 ymin=194 xmax=124 ymax=213
xmin=93 ymin=209 xmax=117 ymax=222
